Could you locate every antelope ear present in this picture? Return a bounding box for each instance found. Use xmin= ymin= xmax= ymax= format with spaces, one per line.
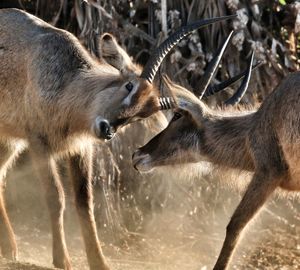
xmin=161 ymin=74 xmax=200 ymax=106
xmin=162 ymin=74 xmax=204 ymax=126
xmin=99 ymin=33 xmax=136 ymax=73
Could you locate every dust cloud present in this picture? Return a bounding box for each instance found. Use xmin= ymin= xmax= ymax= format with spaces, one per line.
xmin=2 ymin=151 xmax=300 ymax=270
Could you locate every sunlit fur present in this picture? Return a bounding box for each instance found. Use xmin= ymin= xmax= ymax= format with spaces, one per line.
xmin=133 ymin=73 xmax=300 ymax=270
xmin=0 ymin=8 xmax=162 ymax=270
xmin=134 ymin=76 xmax=256 ymax=172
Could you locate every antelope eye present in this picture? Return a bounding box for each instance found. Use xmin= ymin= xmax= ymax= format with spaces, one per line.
xmin=172 ymin=112 xmax=182 ymax=121
xmin=125 ymin=82 xmax=134 ymax=92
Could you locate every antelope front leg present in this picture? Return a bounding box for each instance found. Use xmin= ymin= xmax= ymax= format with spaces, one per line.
xmin=68 ymin=148 xmax=110 ymax=270
xmin=0 ymin=187 xmax=17 ymax=260
xmin=30 ymin=146 xmax=71 ymax=270
xmin=213 ymin=171 xmax=281 ymax=270
xmin=0 ymin=143 xmax=24 ymax=260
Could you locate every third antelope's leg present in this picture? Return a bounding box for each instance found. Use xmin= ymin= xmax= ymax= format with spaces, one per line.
xmin=213 ymin=170 xmax=281 ymax=270
xmin=68 ymin=146 xmax=110 ymax=270
xmin=0 ymin=142 xmax=24 ymax=260
xmin=30 ymin=143 xmax=71 ymax=270
xmin=213 ymin=129 xmax=288 ymax=270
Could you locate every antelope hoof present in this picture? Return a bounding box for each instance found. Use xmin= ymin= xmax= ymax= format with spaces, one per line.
xmin=1 ymin=248 xmax=18 ymax=261
xmin=53 ymin=257 xmax=72 ymax=270
xmin=0 ymin=241 xmax=18 ymax=261
xmin=89 ymin=262 xmax=110 ymax=270
xmin=93 ymin=117 xmax=115 ymax=140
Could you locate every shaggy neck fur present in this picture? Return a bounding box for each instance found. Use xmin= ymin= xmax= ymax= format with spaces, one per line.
xmin=200 ymin=110 xmax=256 ymax=171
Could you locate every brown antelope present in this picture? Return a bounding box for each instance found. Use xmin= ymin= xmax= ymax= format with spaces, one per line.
xmin=132 ymin=43 xmax=299 ymax=268
xmin=0 ymin=7 xmax=237 ymax=270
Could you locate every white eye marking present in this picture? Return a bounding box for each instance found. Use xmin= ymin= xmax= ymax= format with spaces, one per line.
xmin=123 ymin=81 xmax=139 ymax=106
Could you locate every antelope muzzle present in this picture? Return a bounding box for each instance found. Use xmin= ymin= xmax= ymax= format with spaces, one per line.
xmin=132 ymin=149 xmax=153 ymax=172
xmin=93 ymin=117 xmax=116 ymax=140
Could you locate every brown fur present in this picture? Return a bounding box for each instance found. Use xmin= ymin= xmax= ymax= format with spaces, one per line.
xmin=133 ymin=73 xmax=300 ymax=269
xmin=0 ymin=8 xmax=161 ymax=270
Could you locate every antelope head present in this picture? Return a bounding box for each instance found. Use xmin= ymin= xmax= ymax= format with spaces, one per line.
xmin=132 ymin=37 xmax=257 ymax=172
xmin=91 ymin=15 xmax=237 ymax=140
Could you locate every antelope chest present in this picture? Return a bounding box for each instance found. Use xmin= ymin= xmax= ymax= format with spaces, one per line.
xmin=280 ymin=173 xmax=300 ymax=191
xmin=281 ymin=159 xmax=300 ymax=191
xmin=280 ymin=144 xmax=300 ymax=191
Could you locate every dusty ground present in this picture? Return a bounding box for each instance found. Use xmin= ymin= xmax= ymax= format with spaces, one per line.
xmin=0 ymin=258 xmax=55 ymax=270
xmin=1 ymin=158 xmax=300 ymax=270
xmin=0 ymin=217 xmax=299 ymax=270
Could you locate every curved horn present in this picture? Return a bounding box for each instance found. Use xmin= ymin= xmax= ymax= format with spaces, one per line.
xmin=140 ymin=15 xmax=237 ymax=83
xmin=196 ymin=31 xmax=234 ymax=99
xmin=204 ymin=61 xmax=261 ymax=97
xmin=158 ymin=74 xmax=178 ymax=110
xmin=224 ymin=51 xmax=255 ymax=106
xmin=159 ymin=97 xmax=176 ymax=110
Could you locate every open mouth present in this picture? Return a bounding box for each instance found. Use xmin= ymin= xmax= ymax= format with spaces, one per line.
xmin=104 ymin=125 xmax=116 ymax=140
xmin=132 ymin=150 xmax=153 ymax=172
xmin=104 ymin=132 xmax=115 ymax=140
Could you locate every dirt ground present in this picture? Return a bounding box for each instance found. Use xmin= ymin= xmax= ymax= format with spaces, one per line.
xmin=1 ymin=157 xmax=300 ymax=270
xmin=0 ymin=217 xmax=299 ymax=270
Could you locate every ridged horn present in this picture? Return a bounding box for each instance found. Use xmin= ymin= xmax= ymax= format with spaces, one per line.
xmin=196 ymin=31 xmax=234 ymax=99
xmin=204 ymin=61 xmax=261 ymax=97
xmin=140 ymin=15 xmax=237 ymax=83
xmin=224 ymin=51 xmax=255 ymax=106
xmin=158 ymin=74 xmax=177 ymax=110
xmin=158 ymin=97 xmax=176 ymax=110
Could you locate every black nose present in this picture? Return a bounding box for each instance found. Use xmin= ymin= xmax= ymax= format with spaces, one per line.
xmin=95 ymin=118 xmax=115 ymax=140
xmin=100 ymin=119 xmax=110 ymax=135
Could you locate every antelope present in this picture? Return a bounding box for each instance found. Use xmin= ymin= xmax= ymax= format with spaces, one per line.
xmin=0 ymin=7 xmax=237 ymax=270
xmin=132 ymin=34 xmax=298 ymax=269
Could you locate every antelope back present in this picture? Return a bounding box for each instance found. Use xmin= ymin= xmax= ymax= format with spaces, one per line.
xmin=0 ymin=8 xmax=237 ymax=145
xmin=0 ymin=9 xmax=161 ymax=144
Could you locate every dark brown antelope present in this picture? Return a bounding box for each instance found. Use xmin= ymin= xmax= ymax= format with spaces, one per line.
xmin=132 ymin=43 xmax=299 ymax=269
xmin=0 ymin=7 xmax=237 ymax=270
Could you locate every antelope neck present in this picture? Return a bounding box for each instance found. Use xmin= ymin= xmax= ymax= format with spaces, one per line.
xmin=200 ymin=111 xmax=256 ymax=171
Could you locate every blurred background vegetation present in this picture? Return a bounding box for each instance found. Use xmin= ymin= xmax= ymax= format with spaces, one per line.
xmin=2 ymin=0 xmax=300 ymax=99
xmin=1 ymin=1 xmax=300 ymax=269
